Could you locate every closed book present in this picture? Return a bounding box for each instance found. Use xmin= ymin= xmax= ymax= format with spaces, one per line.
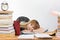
xmin=0 ymin=18 xmax=12 ymax=20
xmin=0 ymin=32 xmax=15 ymax=37
xmin=58 ymin=20 xmax=60 ymax=23
xmin=0 ymin=24 xmax=13 ymax=27
xmin=0 ymin=29 xmax=15 ymax=34
xmin=56 ymin=32 xmax=60 ymax=36
xmin=57 ymin=30 xmax=60 ymax=32
xmin=0 ymin=26 xmax=14 ymax=31
xmin=58 ymin=17 xmax=60 ymax=19
xmin=13 ymin=21 xmax=20 ymax=36
xmin=58 ymin=19 xmax=60 ymax=21
xmin=57 ymin=28 xmax=60 ymax=30
xmin=58 ymin=23 xmax=60 ymax=25
xmin=0 ymin=15 xmax=12 ymax=19
xmin=58 ymin=26 xmax=60 ymax=28
xmin=0 ymin=19 xmax=13 ymax=24
xmin=0 ymin=11 xmax=13 ymax=14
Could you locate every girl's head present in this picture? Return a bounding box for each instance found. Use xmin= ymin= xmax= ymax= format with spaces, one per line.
xmin=27 ymin=20 xmax=40 ymax=30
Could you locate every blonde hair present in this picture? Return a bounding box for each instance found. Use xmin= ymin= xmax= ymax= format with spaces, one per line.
xmin=27 ymin=20 xmax=40 ymax=29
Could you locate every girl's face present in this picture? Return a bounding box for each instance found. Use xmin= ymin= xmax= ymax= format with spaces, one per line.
xmin=27 ymin=23 xmax=35 ymax=32
xmin=27 ymin=20 xmax=40 ymax=31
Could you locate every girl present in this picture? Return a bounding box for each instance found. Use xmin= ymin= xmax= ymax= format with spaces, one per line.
xmin=22 ymin=20 xmax=57 ymax=36
xmin=26 ymin=20 xmax=45 ymax=33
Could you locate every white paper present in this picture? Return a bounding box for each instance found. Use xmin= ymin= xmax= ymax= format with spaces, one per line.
xmin=35 ymin=33 xmax=52 ymax=38
xmin=18 ymin=34 xmax=34 ymax=39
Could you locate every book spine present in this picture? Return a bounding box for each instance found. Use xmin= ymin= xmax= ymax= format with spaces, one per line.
xmin=56 ymin=16 xmax=60 ymax=37
xmin=0 ymin=29 xmax=15 ymax=34
xmin=0 ymin=26 xmax=14 ymax=31
xmin=0 ymin=15 xmax=12 ymax=19
xmin=0 ymin=32 xmax=15 ymax=37
xmin=58 ymin=16 xmax=60 ymax=32
xmin=0 ymin=20 xmax=13 ymax=24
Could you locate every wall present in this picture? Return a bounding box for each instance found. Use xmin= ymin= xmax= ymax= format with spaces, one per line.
xmin=0 ymin=0 xmax=60 ymax=31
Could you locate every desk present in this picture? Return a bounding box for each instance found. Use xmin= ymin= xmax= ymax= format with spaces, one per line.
xmin=0 ymin=36 xmax=60 ymax=40
xmin=53 ymin=37 xmax=60 ymax=40
xmin=18 ymin=36 xmax=60 ymax=40
xmin=0 ymin=36 xmax=18 ymax=40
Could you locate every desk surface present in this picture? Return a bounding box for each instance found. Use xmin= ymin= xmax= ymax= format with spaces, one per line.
xmin=0 ymin=36 xmax=18 ymax=40
xmin=0 ymin=36 xmax=60 ymax=40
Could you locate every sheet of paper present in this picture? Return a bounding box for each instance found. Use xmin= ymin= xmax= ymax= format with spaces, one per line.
xmin=34 ymin=33 xmax=52 ymax=38
xmin=18 ymin=34 xmax=34 ymax=39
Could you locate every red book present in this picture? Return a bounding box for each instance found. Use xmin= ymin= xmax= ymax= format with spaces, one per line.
xmin=13 ymin=21 xmax=20 ymax=36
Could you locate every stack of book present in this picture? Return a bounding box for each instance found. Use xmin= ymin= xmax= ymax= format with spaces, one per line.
xmin=0 ymin=11 xmax=15 ymax=37
xmin=56 ymin=16 xmax=60 ymax=37
xmin=58 ymin=16 xmax=60 ymax=32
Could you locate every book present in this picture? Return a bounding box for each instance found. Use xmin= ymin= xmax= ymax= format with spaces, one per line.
xmin=0 ymin=11 xmax=13 ymax=14
xmin=0 ymin=15 xmax=12 ymax=16
xmin=0 ymin=24 xmax=13 ymax=27
xmin=18 ymin=34 xmax=34 ymax=39
xmin=0 ymin=26 xmax=14 ymax=31
xmin=0 ymin=15 xmax=12 ymax=19
xmin=0 ymin=29 xmax=15 ymax=34
xmin=18 ymin=33 xmax=52 ymax=39
xmin=56 ymin=32 xmax=60 ymax=37
xmin=0 ymin=19 xmax=13 ymax=24
xmin=34 ymin=33 xmax=52 ymax=38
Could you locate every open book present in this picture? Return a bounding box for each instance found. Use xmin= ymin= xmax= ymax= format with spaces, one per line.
xmin=18 ymin=33 xmax=52 ymax=39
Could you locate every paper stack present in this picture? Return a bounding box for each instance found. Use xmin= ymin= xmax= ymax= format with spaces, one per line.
xmin=0 ymin=11 xmax=15 ymax=37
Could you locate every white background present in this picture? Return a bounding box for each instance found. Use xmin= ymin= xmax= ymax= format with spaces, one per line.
xmin=0 ymin=0 xmax=59 ymax=31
